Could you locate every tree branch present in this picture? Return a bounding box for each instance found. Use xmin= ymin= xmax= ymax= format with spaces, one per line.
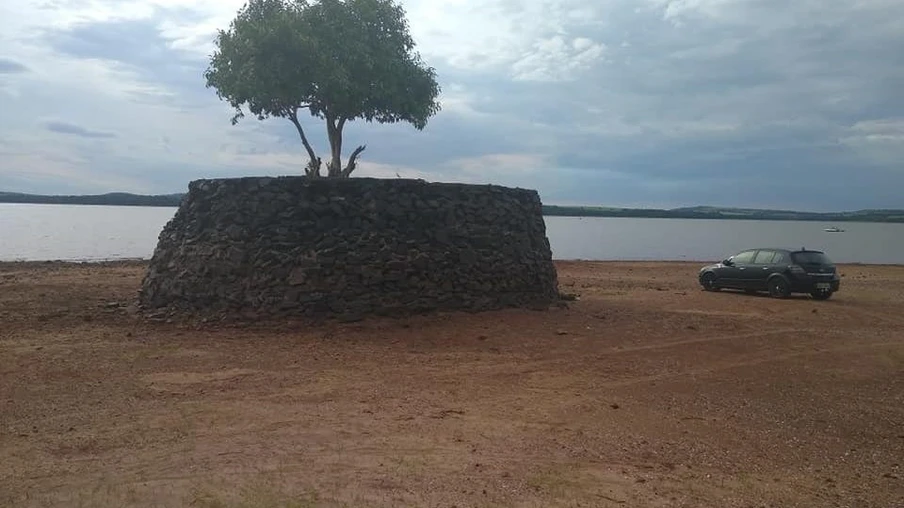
xmin=341 ymin=145 xmax=366 ymax=178
xmin=230 ymin=108 xmax=245 ymax=126
xmin=288 ymin=108 xmax=321 ymax=177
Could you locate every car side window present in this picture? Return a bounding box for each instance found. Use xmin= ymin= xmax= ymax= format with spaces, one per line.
xmin=753 ymin=250 xmax=776 ymax=264
xmin=732 ymin=250 xmax=756 ymax=264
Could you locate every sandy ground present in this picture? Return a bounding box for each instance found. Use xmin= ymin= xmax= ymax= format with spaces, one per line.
xmin=1 ymin=260 xmax=903 ymax=508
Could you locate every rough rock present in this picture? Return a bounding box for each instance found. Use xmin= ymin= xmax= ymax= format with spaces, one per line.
xmin=138 ymin=177 xmax=559 ymax=320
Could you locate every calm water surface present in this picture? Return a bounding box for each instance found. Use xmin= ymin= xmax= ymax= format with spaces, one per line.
xmin=1 ymin=203 xmax=902 ymax=264
xmin=0 ymin=204 xmax=177 ymax=262
xmin=544 ymin=216 xmax=904 ymax=264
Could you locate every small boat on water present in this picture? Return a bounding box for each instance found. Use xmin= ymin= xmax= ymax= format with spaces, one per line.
xmin=824 ymin=226 xmax=846 ymax=233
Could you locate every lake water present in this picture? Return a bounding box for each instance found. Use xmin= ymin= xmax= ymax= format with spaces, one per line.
xmin=1 ymin=203 xmax=903 ymax=264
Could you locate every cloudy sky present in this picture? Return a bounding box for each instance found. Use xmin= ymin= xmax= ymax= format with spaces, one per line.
xmin=1 ymin=0 xmax=902 ymax=210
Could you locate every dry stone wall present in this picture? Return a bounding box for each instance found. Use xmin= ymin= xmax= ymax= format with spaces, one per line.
xmin=139 ymin=177 xmax=559 ymax=320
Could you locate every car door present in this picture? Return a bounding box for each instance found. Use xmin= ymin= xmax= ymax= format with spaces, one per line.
xmin=722 ymin=250 xmax=757 ymax=288
xmin=749 ymin=249 xmax=778 ymax=290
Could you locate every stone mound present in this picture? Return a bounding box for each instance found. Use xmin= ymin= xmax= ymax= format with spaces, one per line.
xmin=139 ymin=177 xmax=559 ymax=320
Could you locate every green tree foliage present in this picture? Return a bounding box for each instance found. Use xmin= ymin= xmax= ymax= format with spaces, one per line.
xmin=204 ymin=0 xmax=441 ymax=177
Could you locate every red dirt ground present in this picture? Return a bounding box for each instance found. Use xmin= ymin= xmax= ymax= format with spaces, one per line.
xmin=1 ymin=260 xmax=902 ymax=507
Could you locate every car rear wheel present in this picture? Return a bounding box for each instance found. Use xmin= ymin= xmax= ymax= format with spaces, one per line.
xmin=810 ymin=290 xmax=833 ymax=301
xmin=701 ymin=272 xmax=719 ymax=291
xmin=767 ymin=277 xmax=790 ymax=298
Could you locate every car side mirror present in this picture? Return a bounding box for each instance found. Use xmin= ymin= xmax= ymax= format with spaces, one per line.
xmin=722 ymin=258 xmax=733 ymax=266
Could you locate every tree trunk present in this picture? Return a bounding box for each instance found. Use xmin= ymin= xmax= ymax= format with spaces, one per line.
xmin=328 ymin=116 xmax=364 ymax=178
xmin=288 ymin=110 xmax=321 ymax=177
xmin=325 ymin=116 xmax=343 ymax=178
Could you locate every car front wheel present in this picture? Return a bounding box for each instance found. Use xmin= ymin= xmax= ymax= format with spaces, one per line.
xmin=701 ymin=272 xmax=719 ymax=291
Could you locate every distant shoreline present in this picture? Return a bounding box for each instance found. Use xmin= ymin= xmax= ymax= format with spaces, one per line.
xmin=2 ymin=192 xmax=903 ymax=223
xmin=0 ymin=192 xmax=183 ymax=207
xmin=542 ymin=205 xmax=904 ymax=223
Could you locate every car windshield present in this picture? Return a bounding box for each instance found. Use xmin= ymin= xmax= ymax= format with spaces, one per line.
xmin=791 ymin=251 xmax=832 ymax=265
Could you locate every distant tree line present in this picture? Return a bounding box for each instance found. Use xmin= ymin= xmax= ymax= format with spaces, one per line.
xmin=542 ymin=205 xmax=904 ymax=223
xmin=0 ymin=192 xmax=184 ymax=207
xmin=2 ymin=193 xmax=902 ymax=222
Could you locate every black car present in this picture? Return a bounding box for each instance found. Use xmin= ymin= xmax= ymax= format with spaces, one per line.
xmin=698 ymin=248 xmax=840 ymax=300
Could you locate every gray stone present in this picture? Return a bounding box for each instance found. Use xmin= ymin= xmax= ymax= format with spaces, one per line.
xmin=288 ymin=267 xmax=308 ymax=286
xmin=138 ymin=177 xmax=559 ymax=320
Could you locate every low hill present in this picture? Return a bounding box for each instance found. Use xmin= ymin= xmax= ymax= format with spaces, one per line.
xmin=0 ymin=192 xmax=183 ymax=207
xmin=542 ymin=205 xmax=904 ymax=223
xmin=2 ymin=191 xmax=902 ymax=223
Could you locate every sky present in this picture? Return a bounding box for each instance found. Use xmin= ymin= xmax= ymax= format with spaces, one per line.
xmin=1 ymin=0 xmax=902 ymax=211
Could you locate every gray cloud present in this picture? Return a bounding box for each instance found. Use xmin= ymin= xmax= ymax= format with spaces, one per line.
xmin=44 ymin=120 xmax=116 ymax=139
xmin=0 ymin=58 xmax=28 ymax=73
xmin=436 ymin=0 xmax=904 ymax=206
xmin=39 ymin=13 xmax=215 ymax=109
xmin=2 ymin=0 xmax=903 ymax=210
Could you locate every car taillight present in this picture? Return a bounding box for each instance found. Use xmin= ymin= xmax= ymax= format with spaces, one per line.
xmin=790 ymin=265 xmax=806 ymax=275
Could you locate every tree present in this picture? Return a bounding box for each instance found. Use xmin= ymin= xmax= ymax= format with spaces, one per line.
xmin=204 ymin=0 xmax=441 ymax=178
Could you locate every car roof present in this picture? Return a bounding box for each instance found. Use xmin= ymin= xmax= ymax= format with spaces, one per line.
xmin=737 ymin=248 xmax=788 ymax=253
xmin=737 ymin=248 xmax=825 ymax=254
